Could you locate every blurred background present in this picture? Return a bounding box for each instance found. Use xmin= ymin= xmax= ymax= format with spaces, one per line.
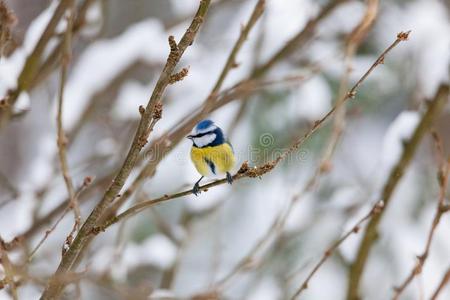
xmin=0 ymin=0 xmax=449 ymax=299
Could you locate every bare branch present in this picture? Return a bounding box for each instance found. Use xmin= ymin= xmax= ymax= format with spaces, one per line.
xmin=211 ymin=0 xmax=265 ymax=94
xmin=55 ymin=0 xmax=81 ymax=236
xmin=28 ymin=178 xmax=92 ymax=261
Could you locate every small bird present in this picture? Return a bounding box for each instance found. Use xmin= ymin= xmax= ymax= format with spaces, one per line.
xmin=187 ymin=119 xmax=236 ymax=196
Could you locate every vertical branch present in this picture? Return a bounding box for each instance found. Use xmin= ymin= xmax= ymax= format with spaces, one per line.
xmin=56 ymin=0 xmax=81 ymax=232
xmin=346 ymin=84 xmax=449 ymax=300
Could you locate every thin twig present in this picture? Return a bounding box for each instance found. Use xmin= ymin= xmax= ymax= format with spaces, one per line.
xmin=291 ymin=201 xmax=385 ymax=299
xmin=392 ymin=137 xmax=450 ymax=300
xmin=211 ymin=0 xmax=265 ymax=94
xmin=28 ymin=178 xmax=91 ymax=261
xmin=55 ymin=0 xmax=81 ymax=234
xmin=28 ymin=207 xmax=71 ymax=261
xmin=6 ymin=175 xmax=102 ymax=253
xmin=251 ymin=0 xmax=350 ymax=78
xmin=319 ymin=0 xmax=378 ymax=174
xmin=430 ymin=267 xmax=450 ymax=300
xmin=347 ymin=84 xmax=449 ymax=300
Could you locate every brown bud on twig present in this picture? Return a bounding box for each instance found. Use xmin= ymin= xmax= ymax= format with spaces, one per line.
xmin=238 ymin=161 xmax=250 ymax=174
xmin=153 ymin=101 xmax=163 ymax=120
xmin=83 ymin=176 xmax=93 ymax=186
xmin=245 ymin=162 xmax=275 ymax=178
xmin=139 ymin=105 xmax=145 ymax=115
xmin=168 ymin=35 xmax=179 ymax=64
xmin=397 ymin=30 xmax=411 ymax=41
xmin=373 ymin=200 xmax=385 ymax=214
xmin=168 ymin=35 xmax=178 ymax=52
xmin=348 ymin=91 xmax=357 ymax=99
xmin=169 ymin=66 xmax=189 ymax=84
xmin=90 ymin=226 xmax=104 ymax=235
xmin=0 ymin=98 xmax=8 ymax=108
xmin=231 ymin=61 xmax=240 ymax=69
xmin=137 ymin=136 xmax=148 ymax=148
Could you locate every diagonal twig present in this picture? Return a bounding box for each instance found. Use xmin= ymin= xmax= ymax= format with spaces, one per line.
xmin=28 ymin=177 xmax=92 ymax=261
xmin=291 ymin=201 xmax=385 ymax=299
xmin=430 ymin=267 xmax=450 ymax=300
xmin=55 ymin=0 xmax=81 ymax=237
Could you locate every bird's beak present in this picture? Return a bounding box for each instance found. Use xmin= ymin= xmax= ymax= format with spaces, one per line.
xmin=187 ymin=135 xmax=193 ymax=140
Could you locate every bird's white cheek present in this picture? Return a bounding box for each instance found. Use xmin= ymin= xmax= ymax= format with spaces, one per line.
xmin=194 ymin=134 xmax=216 ymax=147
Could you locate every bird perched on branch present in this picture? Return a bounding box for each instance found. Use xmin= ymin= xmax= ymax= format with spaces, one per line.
xmin=187 ymin=120 xmax=236 ymax=196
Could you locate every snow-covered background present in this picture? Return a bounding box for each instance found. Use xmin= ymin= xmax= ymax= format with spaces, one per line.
xmin=0 ymin=0 xmax=449 ymax=299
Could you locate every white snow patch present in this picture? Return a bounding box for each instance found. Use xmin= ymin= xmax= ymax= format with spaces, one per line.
xmin=63 ymin=19 xmax=167 ymax=129
xmin=379 ymin=111 xmax=419 ymax=179
xmin=113 ymin=81 xmax=152 ymax=120
xmin=292 ymin=75 xmax=331 ymax=121
xmin=122 ymin=234 xmax=177 ymax=270
xmin=14 ymin=92 xmax=31 ymax=112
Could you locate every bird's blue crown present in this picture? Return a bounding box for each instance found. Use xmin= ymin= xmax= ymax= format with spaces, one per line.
xmin=196 ymin=119 xmax=214 ymax=131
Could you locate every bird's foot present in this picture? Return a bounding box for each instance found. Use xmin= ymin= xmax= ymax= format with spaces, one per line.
xmin=192 ymin=182 xmax=201 ymax=196
xmin=226 ymin=172 xmax=233 ymax=185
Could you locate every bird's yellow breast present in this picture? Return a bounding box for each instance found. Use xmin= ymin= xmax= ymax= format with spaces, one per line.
xmin=190 ymin=143 xmax=236 ymax=176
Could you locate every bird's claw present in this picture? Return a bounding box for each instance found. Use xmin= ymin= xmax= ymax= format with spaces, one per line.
xmin=226 ymin=172 xmax=233 ymax=185
xmin=192 ymin=183 xmax=201 ymax=196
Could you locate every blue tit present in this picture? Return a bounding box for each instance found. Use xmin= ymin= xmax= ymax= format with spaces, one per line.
xmin=187 ymin=119 xmax=236 ymax=196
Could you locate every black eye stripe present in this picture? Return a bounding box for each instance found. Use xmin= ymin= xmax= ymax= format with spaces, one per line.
xmin=192 ymin=131 xmax=215 ymax=138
